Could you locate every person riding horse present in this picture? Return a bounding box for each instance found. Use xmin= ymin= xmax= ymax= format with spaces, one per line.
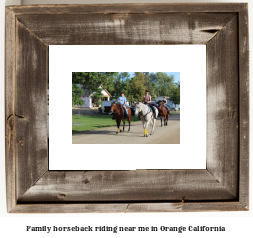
xmin=142 ymin=90 xmax=157 ymax=119
xmin=117 ymin=92 xmax=129 ymax=118
xmin=162 ymin=96 xmax=170 ymax=112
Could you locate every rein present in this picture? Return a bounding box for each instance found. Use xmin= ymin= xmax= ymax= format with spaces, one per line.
xmin=111 ymin=103 xmax=122 ymax=114
xmin=118 ymin=103 xmax=124 ymax=115
xmin=137 ymin=104 xmax=151 ymax=120
xmin=143 ymin=109 xmax=151 ymax=118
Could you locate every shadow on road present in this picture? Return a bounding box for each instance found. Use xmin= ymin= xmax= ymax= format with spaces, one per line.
xmin=73 ymin=129 xmax=143 ymax=137
xmin=72 ymin=130 xmax=116 ymax=135
xmin=73 ymin=114 xmax=180 ymax=136
xmin=72 ymin=122 xmax=143 ymax=136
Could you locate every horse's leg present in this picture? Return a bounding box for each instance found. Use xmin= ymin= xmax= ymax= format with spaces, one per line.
xmin=128 ymin=108 xmax=131 ymax=131
xmin=116 ymin=119 xmax=120 ymax=134
xmin=143 ymin=120 xmax=147 ymax=137
xmin=160 ymin=116 xmax=162 ymax=127
xmin=145 ymin=120 xmax=150 ymax=137
xmin=122 ymin=119 xmax=125 ymax=132
xmin=151 ymin=118 xmax=156 ymax=135
xmin=150 ymin=119 xmax=154 ymax=135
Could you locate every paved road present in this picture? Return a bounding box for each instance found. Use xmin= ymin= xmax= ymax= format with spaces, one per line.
xmin=72 ymin=114 xmax=180 ymax=144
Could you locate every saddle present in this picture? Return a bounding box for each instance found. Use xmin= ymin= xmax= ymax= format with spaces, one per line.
xmin=148 ymin=105 xmax=156 ymax=117
xmin=111 ymin=103 xmax=128 ymax=119
xmin=116 ymin=104 xmax=123 ymax=114
xmin=121 ymin=105 xmax=129 ymax=118
xmin=142 ymin=104 xmax=154 ymax=119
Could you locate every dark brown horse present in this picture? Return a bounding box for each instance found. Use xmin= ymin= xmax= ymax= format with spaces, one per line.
xmin=110 ymin=102 xmax=131 ymax=134
xmin=158 ymin=102 xmax=169 ymax=126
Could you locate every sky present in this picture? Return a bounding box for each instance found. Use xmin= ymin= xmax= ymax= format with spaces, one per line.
xmin=128 ymin=72 xmax=180 ymax=83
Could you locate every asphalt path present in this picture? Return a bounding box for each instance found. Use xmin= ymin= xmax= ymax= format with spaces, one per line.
xmin=72 ymin=114 xmax=180 ymax=144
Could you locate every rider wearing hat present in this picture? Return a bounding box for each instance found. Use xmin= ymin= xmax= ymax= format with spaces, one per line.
xmin=143 ymin=90 xmax=157 ymax=119
xmin=117 ymin=92 xmax=129 ymax=117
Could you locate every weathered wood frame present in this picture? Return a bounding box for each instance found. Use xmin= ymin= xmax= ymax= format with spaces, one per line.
xmin=5 ymin=4 xmax=249 ymax=213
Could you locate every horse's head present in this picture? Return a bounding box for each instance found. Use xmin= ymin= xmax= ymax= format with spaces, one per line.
xmin=109 ymin=102 xmax=116 ymax=114
xmin=134 ymin=103 xmax=141 ymax=117
xmin=158 ymin=102 xmax=164 ymax=111
xmin=110 ymin=102 xmax=120 ymax=114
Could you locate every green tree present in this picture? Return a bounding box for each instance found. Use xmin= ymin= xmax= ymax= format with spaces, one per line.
xmin=143 ymin=72 xmax=158 ymax=98
xmin=92 ymin=87 xmax=103 ymax=107
xmin=72 ymin=84 xmax=84 ymax=106
xmin=149 ymin=72 xmax=158 ymax=98
xmin=72 ymin=72 xmax=115 ymax=106
xmin=169 ymin=83 xmax=180 ymax=105
xmin=125 ymin=72 xmax=146 ymax=104
xmin=72 ymin=72 xmax=114 ymax=94
xmin=156 ymin=72 xmax=174 ymax=97
xmin=143 ymin=72 xmax=151 ymax=90
xmin=109 ymin=72 xmax=129 ymax=100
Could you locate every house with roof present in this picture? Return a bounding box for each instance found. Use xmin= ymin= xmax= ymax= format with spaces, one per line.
xmin=79 ymin=85 xmax=111 ymax=108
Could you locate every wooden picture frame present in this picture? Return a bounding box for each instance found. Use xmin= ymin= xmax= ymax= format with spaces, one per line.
xmin=5 ymin=3 xmax=249 ymax=213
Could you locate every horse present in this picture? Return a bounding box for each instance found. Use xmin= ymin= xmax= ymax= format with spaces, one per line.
xmin=109 ymin=102 xmax=131 ymax=134
xmin=134 ymin=102 xmax=158 ymax=137
xmin=158 ymin=102 xmax=169 ymax=126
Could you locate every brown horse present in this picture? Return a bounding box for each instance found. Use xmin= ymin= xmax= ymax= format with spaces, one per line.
xmin=158 ymin=102 xmax=169 ymax=126
xmin=110 ymin=102 xmax=131 ymax=134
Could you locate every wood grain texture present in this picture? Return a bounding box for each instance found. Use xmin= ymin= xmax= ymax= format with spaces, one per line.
xmin=238 ymin=4 xmax=249 ymax=209
xmin=15 ymin=20 xmax=48 ymax=200
xmin=5 ymin=7 xmax=16 ymax=212
xmin=206 ymin=16 xmax=239 ymax=198
xmin=125 ymin=202 xmax=248 ymax=213
xmin=7 ymin=3 xmax=246 ymax=15
xmin=16 ymin=13 xmax=235 ymax=45
xmin=5 ymin=3 xmax=249 ymax=213
xmin=18 ymin=170 xmax=236 ymax=202
xmin=10 ymin=202 xmax=247 ymax=213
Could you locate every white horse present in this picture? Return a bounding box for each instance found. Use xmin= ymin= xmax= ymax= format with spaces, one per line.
xmin=134 ymin=102 xmax=158 ymax=137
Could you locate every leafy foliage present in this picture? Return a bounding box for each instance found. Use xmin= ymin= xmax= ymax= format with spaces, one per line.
xmin=72 ymin=72 xmax=180 ymax=106
xmin=109 ymin=72 xmax=129 ymax=99
xmin=154 ymin=72 xmax=174 ymax=97
xmin=92 ymin=87 xmax=103 ymax=107
xmin=72 ymin=84 xmax=84 ymax=106
xmin=169 ymin=82 xmax=180 ymax=105
xmin=72 ymin=72 xmax=114 ymax=93
xmin=125 ymin=72 xmax=146 ymax=104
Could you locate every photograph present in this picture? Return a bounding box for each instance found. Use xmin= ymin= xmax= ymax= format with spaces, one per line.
xmin=49 ymin=44 xmax=205 ymax=170
xmin=3 ymin=1 xmax=249 ymax=217
xmin=72 ymin=72 xmax=180 ymax=144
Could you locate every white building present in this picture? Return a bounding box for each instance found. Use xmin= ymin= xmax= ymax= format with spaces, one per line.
xmin=79 ymin=85 xmax=111 ymax=108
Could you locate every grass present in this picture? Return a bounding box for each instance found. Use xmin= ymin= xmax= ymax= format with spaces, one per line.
xmin=72 ymin=114 xmax=140 ymax=134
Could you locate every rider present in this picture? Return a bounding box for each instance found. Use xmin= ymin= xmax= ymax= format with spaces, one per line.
xmin=143 ymin=90 xmax=157 ymax=119
xmin=117 ymin=92 xmax=129 ymax=117
xmin=162 ymin=96 xmax=170 ymax=111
